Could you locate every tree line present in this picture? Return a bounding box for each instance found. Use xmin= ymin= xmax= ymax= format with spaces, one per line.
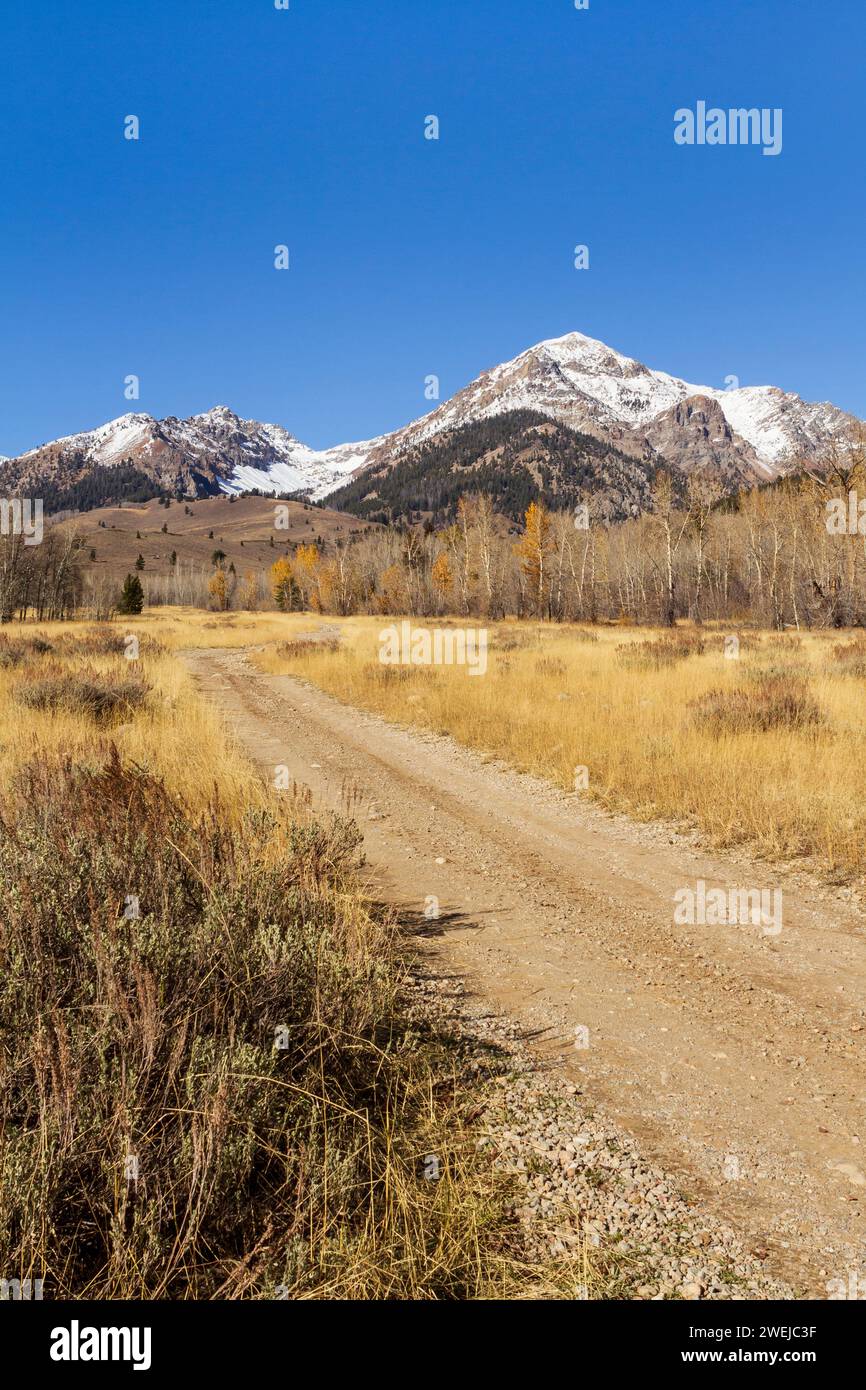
xmin=263 ymin=455 xmax=866 ymax=629
xmin=4 ymin=450 xmax=866 ymax=628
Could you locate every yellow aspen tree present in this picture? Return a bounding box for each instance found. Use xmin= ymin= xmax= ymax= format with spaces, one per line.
xmin=240 ymin=569 xmax=259 ymax=610
xmin=208 ymin=567 xmax=229 ymax=612
xmin=516 ymin=501 xmax=551 ymax=615
xmin=378 ymin=563 xmax=406 ymax=614
xmin=270 ymin=555 xmax=296 ymax=610
xmin=431 ymin=550 xmax=454 ymax=611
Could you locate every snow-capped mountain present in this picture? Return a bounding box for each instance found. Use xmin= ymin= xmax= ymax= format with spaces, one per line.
xmin=309 ymin=331 xmax=863 ymax=496
xmin=0 ymin=406 xmax=361 ymax=504
xmin=1 ymin=331 xmax=861 ymax=510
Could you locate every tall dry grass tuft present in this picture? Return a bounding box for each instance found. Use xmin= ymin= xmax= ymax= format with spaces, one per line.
xmin=617 ymin=632 xmax=705 ymax=668
xmin=691 ymin=676 xmax=824 ymax=735
xmin=831 ymin=639 xmax=866 ymax=679
xmin=0 ymin=621 xmax=542 ymax=1300
xmin=0 ymin=745 xmax=515 ymax=1299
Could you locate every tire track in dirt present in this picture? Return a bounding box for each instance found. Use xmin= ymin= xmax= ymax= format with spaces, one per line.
xmin=182 ymin=645 xmax=866 ymax=1295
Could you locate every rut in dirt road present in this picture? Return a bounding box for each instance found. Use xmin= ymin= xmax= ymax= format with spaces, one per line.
xmin=183 ymin=646 xmax=866 ymax=1296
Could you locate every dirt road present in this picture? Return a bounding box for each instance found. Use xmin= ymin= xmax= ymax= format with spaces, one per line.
xmin=183 ymin=646 xmax=866 ymax=1296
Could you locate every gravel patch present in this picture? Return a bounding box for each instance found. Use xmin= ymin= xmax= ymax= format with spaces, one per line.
xmin=408 ymin=967 xmax=794 ymax=1300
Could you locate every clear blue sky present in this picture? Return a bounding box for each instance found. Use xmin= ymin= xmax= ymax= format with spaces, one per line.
xmin=1 ymin=0 xmax=863 ymax=457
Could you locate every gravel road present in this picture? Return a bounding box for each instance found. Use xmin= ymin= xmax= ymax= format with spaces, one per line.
xmin=182 ymin=645 xmax=866 ymax=1298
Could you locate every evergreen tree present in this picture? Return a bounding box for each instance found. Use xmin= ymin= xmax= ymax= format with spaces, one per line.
xmin=117 ymin=573 xmax=144 ymax=615
xmin=135 ymin=553 xmax=145 ymax=571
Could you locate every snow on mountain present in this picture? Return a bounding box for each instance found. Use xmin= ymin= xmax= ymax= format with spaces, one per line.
xmin=216 ymin=428 xmax=380 ymax=499
xmin=4 ymin=406 xmax=360 ymax=502
xmin=2 ymin=331 xmax=861 ymax=507
xmin=307 ymin=331 xmax=861 ymax=498
xmin=15 ymin=412 xmax=146 ymax=466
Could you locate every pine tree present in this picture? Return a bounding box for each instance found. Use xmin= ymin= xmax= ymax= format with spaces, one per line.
xmin=117 ymin=573 xmax=144 ymax=615
xmin=135 ymin=553 xmax=145 ymax=571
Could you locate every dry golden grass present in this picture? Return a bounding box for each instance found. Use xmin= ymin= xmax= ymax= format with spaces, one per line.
xmin=0 ymin=608 xmax=335 ymax=815
xmin=0 ymin=620 xmax=263 ymax=816
xmin=3 ymin=614 xmax=597 ymax=1300
xmin=252 ymin=616 xmax=866 ymax=884
xmin=123 ymin=605 xmax=326 ymax=650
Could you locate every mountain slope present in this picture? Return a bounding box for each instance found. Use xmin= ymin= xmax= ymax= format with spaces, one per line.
xmin=326 ymin=409 xmax=661 ymax=525
xmin=311 ymin=331 xmax=862 ymax=497
xmin=2 ymin=330 xmax=861 ymax=513
xmin=0 ymin=407 xmax=359 ymax=506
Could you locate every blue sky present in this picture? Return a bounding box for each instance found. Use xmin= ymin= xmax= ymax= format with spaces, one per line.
xmin=1 ymin=0 xmax=863 ymax=457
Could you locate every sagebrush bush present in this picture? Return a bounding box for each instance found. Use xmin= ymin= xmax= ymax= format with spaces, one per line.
xmin=15 ymin=665 xmax=150 ymax=723
xmin=277 ymin=637 xmax=340 ymax=659
xmin=617 ymin=634 xmax=705 ymax=668
xmin=361 ymin=660 xmax=436 ymax=686
xmin=493 ymin=630 xmax=537 ymax=651
xmin=831 ymin=641 xmax=866 ymax=678
xmin=0 ymin=634 xmax=55 ymax=667
xmin=53 ymin=628 xmax=167 ymax=658
xmin=535 ymin=657 xmax=566 ymax=677
xmin=691 ymin=676 xmax=823 ymax=734
xmin=0 ymin=749 xmax=500 ymax=1298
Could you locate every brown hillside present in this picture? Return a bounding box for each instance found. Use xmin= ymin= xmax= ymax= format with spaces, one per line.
xmin=56 ymin=494 xmax=379 ymax=586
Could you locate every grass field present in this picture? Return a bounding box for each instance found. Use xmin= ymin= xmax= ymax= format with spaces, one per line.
xmin=7 ymin=605 xmax=863 ymax=1299
xmin=252 ymin=616 xmax=866 ymax=886
xmin=29 ymin=603 xmax=860 ymax=881
xmin=0 ymin=616 xmax=537 ymax=1299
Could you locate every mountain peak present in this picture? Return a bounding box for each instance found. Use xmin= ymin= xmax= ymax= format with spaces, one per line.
xmin=193 ymin=404 xmax=239 ymax=421
xmin=2 ymin=329 xmax=861 ymax=509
